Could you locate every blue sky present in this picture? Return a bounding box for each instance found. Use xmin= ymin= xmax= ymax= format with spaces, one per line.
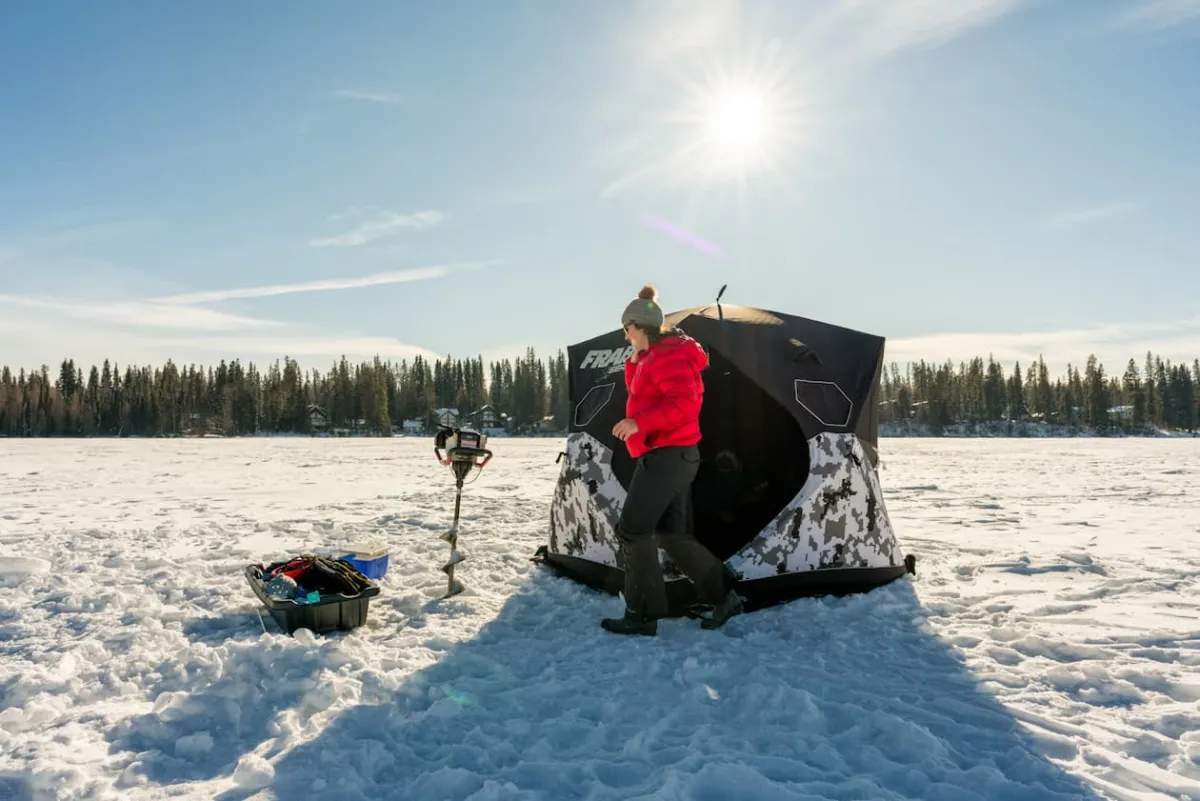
xmin=1 ymin=0 xmax=1198 ymax=377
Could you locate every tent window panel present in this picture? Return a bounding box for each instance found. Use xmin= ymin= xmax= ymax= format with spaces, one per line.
xmin=794 ymin=379 xmax=853 ymax=428
xmin=573 ymin=383 xmax=616 ymax=428
xmin=691 ymin=350 xmax=811 ymax=561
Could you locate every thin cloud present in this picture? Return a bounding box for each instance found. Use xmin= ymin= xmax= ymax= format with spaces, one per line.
xmin=153 ymin=333 xmax=440 ymax=362
xmin=885 ymin=316 xmax=1200 ymax=376
xmin=0 ymin=317 xmax=441 ymax=373
xmin=1039 ymin=202 xmax=1140 ymax=231
xmin=0 ymin=262 xmax=496 ymax=354
xmin=333 ymin=89 xmax=403 ymax=105
xmin=1115 ymin=0 xmax=1200 ymax=29
xmin=626 ymin=0 xmax=743 ymax=63
xmin=0 ymin=260 xmax=503 ymax=371
xmin=826 ymin=0 xmax=1020 ymax=56
xmin=0 ymin=293 xmax=279 ymax=332
xmin=152 ymin=261 xmax=500 ymax=305
xmin=629 ymin=0 xmax=1019 ymax=64
xmin=309 ymin=210 xmax=445 ymax=247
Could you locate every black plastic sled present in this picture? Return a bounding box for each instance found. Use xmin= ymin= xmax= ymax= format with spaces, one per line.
xmin=246 ymin=555 xmax=381 ymax=636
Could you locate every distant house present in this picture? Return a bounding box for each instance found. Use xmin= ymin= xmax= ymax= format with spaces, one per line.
xmin=308 ymin=405 xmax=330 ymax=433
xmin=1108 ymin=405 xmax=1134 ymax=424
xmin=183 ymin=412 xmax=203 ymax=436
xmin=402 ymin=419 xmax=424 ymax=436
xmin=433 ymin=407 xmax=459 ymax=428
xmin=467 ymin=404 xmax=500 ymax=429
xmin=184 ymin=412 xmax=223 ymax=437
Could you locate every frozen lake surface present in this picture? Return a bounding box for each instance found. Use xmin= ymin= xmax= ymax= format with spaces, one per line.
xmin=1 ymin=437 xmax=1198 ymax=800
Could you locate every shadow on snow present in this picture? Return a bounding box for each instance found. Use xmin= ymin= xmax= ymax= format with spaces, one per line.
xmin=103 ymin=610 xmax=348 ymax=787
xmin=219 ymin=571 xmax=1106 ymax=801
xmin=0 ymin=772 xmax=33 ymax=801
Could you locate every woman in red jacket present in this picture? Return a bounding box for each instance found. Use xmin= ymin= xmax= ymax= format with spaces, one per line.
xmin=602 ymin=284 xmax=744 ymax=636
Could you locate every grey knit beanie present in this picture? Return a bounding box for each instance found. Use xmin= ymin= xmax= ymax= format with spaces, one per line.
xmin=621 ymin=284 xmax=664 ymax=330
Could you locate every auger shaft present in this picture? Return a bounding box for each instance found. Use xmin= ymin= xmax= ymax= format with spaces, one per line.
xmin=433 ymin=427 xmax=492 ymax=600
xmin=441 ymin=461 xmax=472 ymax=597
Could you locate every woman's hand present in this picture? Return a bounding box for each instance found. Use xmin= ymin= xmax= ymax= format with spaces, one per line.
xmin=612 ymin=418 xmax=639 ymax=441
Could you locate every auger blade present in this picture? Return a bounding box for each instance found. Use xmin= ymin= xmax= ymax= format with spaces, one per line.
xmin=441 ymin=549 xmax=466 ymax=573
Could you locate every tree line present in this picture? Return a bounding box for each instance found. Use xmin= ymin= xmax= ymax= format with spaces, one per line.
xmin=0 ymin=350 xmax=569 ymax=438
xmin=878 ymin=352 xmax=1199 ymax=434
xmin=0 ymin=349 xmax=1195 ymax=438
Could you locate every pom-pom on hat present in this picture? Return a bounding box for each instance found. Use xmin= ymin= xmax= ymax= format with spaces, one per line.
xmin=621 ymin=284 xmax=665 ymax=330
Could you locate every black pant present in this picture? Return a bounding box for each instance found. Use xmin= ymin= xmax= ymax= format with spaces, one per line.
xmin=617 ymin=444 xmax=732 ymax=619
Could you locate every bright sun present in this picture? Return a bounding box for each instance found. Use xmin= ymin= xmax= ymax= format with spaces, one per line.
xmin=704 ymin=87 xmax=771 ymax=155
xmin=600 ymin=57 xmax=810 ymax=200
xmin=693 ymin=82 xmax=783 ymax=181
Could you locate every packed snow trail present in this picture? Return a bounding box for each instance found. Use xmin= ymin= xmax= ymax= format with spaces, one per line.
xmin=0 ymin=437 xmax=1197 ymax=800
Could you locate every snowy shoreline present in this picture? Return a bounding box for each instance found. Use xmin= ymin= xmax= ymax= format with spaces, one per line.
xmin=880 ymin=421 xmax=1198 ymax=439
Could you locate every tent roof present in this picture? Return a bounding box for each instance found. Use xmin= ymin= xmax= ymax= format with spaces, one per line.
xmin=665 ymin=304 xmax=789 ymax=327
xmin=568 ymin=302 xmax=887 ymax=450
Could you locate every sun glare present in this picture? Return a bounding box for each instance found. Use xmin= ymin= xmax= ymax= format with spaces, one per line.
xmin=599 ymin=25 xmax=815 ymax=201
xmin=702 ymin=86 xmax=773 ymax=161
xmin=685 ymin=77 xmax=794 ymax=186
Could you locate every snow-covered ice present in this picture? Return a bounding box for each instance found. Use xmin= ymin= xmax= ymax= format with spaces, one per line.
xmin=0 ymin=437 xmax=1197 ymax=800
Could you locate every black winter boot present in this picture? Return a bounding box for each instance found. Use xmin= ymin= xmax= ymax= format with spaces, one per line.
xmin=601 ymin=611 xmax=657 ymax=636
xmin=700 ymin=591 xmax=744 ymax=630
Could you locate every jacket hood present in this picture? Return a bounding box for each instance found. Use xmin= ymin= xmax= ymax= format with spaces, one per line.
xmin=654 ymin=328 xmax=708 ymax=371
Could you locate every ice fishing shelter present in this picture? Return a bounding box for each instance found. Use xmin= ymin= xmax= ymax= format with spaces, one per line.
xmin=537 ymin=301 xmax=913 ymax=615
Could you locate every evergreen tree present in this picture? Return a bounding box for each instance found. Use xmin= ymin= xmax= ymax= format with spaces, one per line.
xmin=1154 ymin=357 xmax=1170 ymax=429
xmin=369 ymin=359 xmax=391 ymax=435
xmin=549 ymin=350 xmax=570 ymax=430
xmin=963 ymin=357 xmax=984 ymax=423
xmin=1034 ymin=356 xmax=1053 ymax=421
xmin=1124 ymin=359 xmax=1146 ymax=428
xmin=1007 ymin=362 xmax=1025 ymax=421
xmin=1145 ymin=352 xmax=1160 ymax=427
xmin=983 ymin=356 xmax=1005 ymax=421
xmin=1085 ymin=355 xmax=1109 ymax=432
xmin=1172 ymin=364 xmax=1196 ymax=432
xmin=895 ymin=364 xmax=913 ymax=423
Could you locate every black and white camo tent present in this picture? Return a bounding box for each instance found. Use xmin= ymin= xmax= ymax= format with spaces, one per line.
xmin=535 ymin=301 xmax=914 ymax=615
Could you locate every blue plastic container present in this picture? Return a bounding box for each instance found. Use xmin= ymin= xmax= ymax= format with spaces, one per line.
xmin=337 ymin=544 xmax=389 ymax=580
